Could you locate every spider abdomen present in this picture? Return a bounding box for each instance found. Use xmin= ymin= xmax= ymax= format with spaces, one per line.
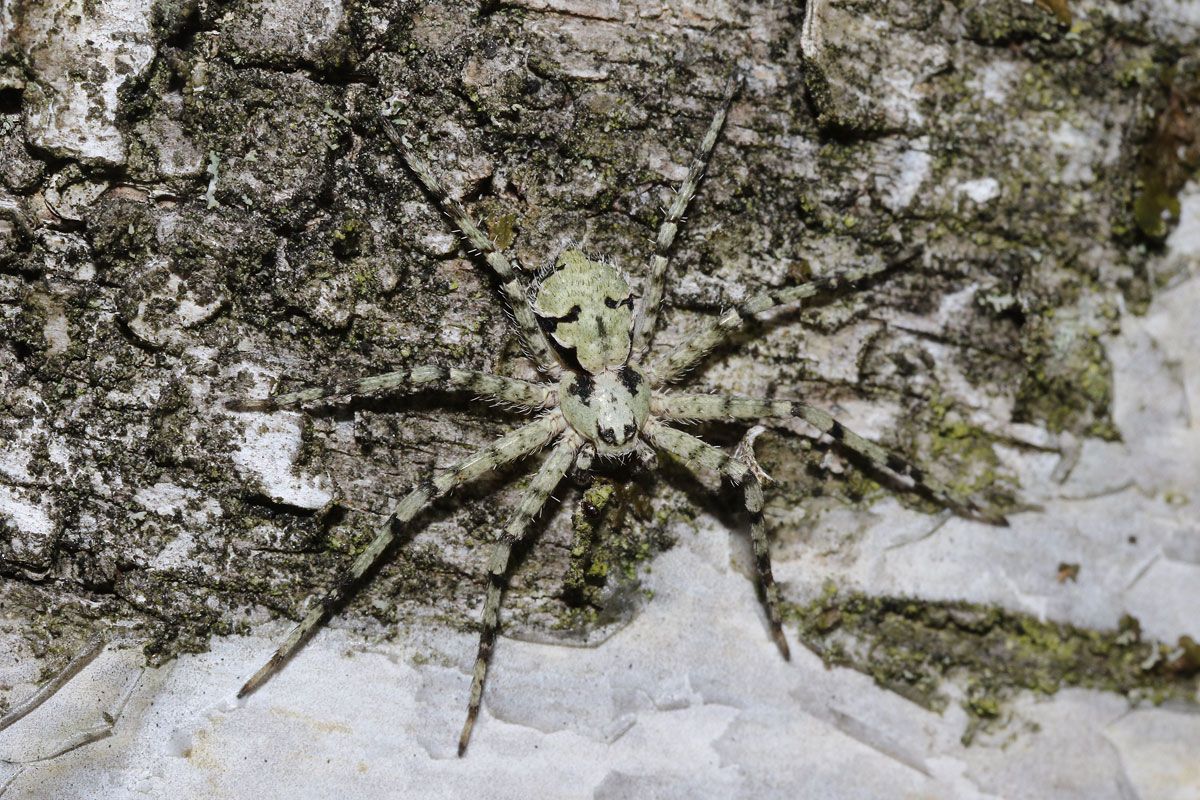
xmin=533 ymin=250 xmax=635 ymax=372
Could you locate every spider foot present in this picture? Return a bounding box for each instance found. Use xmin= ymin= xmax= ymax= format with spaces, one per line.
xmin=237 ymin=650 xmax=284 ymax=698
xmin=770 ymin=622 xmax=791 ymax=661
xmin=966 ymin=503 xmax=1010 ymax=527
xmin=225 ymin=397 xmax=277 ymax=412
xmin=458 ymin=714 xmax=475 ymax=758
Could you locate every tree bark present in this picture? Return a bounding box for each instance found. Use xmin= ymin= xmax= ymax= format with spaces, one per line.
xmin=1 ymin=0 xmax=1196 ymax=733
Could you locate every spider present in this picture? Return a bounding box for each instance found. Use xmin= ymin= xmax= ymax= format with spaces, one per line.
xmin=230 ymin=73 xmax=1006 ymax=756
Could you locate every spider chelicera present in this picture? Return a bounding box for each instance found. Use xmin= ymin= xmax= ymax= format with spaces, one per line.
xmin=230 ymin=73 xmax=1005 ymax=755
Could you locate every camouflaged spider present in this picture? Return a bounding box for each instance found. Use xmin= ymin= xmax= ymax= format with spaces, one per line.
xmin=230 ymin=74 xmax=1006 ymax=755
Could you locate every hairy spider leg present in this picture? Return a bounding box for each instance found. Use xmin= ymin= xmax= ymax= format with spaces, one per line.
xmin=378 ymin=117 xmax=562 ymax=377
xmin=238 ymin=412 xmax=566 ymax=699
xmin=459 ymin=434 xmax=583 ymax=756
xmin=648 ymin=249 xmax=920 ymax=387
xmin=643 ymin=419 xmax=790 ymax=659
xmin=654 ymin=393 xmax=1008 ymax=526
xmin=227 ymin=365 xmax=552 ymax=412
xmin=0 ymin=634 xmax=106 ymax=733
xmin=630 ymin=73 xmax=742 ymax=355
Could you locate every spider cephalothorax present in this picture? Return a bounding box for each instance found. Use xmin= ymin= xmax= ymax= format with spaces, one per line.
xmin=231 ymin=73 xmax=1006 ymax=756
xmin=531 ymin=251 xmax=650 ymax=456
xmin=559 ymin=364 xmax=650 ymax=456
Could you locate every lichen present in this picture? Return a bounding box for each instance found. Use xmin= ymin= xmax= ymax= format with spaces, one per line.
xmin=1131 ymin=56 xmax=1200 ymax=242
xmin=0 ymin=0 xmax=1194 ymax=704
xmin=552 ymin=476 xmax=670 ymax=638
xmin=790 ymin=585 xmax=1200 ymax=743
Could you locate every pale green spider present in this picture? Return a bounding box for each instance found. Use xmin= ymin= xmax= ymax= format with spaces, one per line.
xmin=231 ymin=74 xmax=1005 ymax=755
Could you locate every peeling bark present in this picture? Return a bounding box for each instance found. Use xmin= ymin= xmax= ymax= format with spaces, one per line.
xmin=0 ymin=0 xmax=1196 ymax=720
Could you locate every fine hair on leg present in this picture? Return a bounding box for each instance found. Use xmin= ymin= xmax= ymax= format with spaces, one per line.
xmin=238 ymin=412 xmax=566 ymax=699
xmin=458 ymin=435 xmax=582 ymax=755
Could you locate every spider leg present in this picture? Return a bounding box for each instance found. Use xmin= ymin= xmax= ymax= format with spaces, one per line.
xmin=643 ymin=419 xmax=790 ymax=660
xmin=647 ymin=248 xmax=920 ymax=387
xmin=0 ymin=633 xmax=106 ymax=733
xmin=654 ymin=393 xmax=1008 ymax=526
xmin=227 ymin=365 xmax=552 ymax=412
xmin=735 ymin=425 xmax=773 ymax=485
xmin=237 ymin=411 xmax=566 ymax=699
xmin=630 ymin=73 xmax=742 ymax=355
xmin=459 ymin=434 xmax=582 ymax=756
xmin=378 ymin=118 xmax=561 ymax=377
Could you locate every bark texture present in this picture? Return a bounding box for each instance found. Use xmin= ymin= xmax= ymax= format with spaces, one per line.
xmin=0 ymin=0 xmax=1196 ymax=710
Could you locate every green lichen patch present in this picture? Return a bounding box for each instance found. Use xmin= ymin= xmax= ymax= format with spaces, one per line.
xmin=552 ymin=476 xmax=671 ymax=638
xmin=957 ymin=0 xmax=1069 ymax=48
xmin=1131 ymin=56 xmax=1200 ymax=242
xmin=182 ymin=62 xmax=346 ymax=228
xmin=790 ymin=587 xmax=1200 ymax=743
xmin=751 ymin=407 xmax=1016 ymax=529
xmin=1013 ymin=325 xmax=1117 ymax=439
xmin=561 ymin=480 xmax=618 ymax=606
xmin=5 ymin=0 xmax=1199 ymax=698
